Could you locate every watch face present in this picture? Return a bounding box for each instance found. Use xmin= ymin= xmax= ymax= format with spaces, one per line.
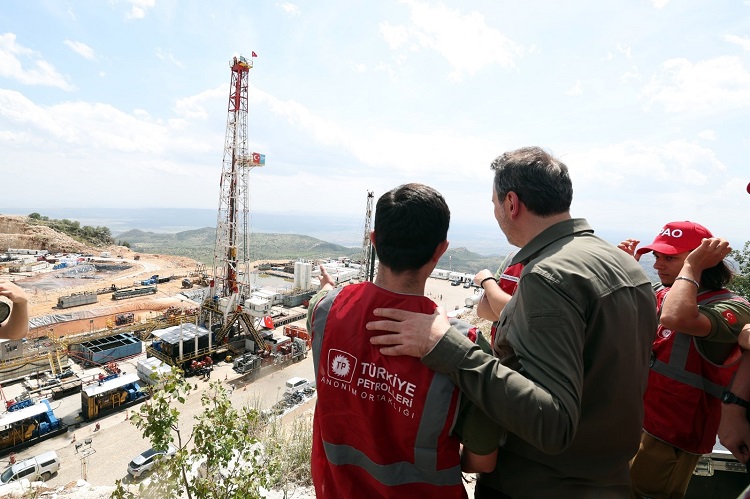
xmin=0 ymin=302 xmax=9 ymax=323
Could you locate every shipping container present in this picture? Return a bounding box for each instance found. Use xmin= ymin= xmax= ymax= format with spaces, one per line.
xmin=57 ymin=292 xmax=97 ymax=309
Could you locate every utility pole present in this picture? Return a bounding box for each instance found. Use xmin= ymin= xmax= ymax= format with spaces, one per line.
xmin=78 ymin=438 xmax=95 ymax=480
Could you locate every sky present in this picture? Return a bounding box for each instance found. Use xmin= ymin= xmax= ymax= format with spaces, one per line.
xmin=1 ymin=0 xmax=750 ymax=254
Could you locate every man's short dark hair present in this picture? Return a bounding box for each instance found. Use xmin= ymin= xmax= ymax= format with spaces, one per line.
xmin=491 ymin=146 xmax=573 ymax=216
xmin=374 ymin=183 xmax=450 ymax=272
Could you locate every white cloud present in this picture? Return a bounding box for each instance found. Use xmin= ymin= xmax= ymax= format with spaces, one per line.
xmin=278 ymin=3 xmax=301 ymax=16
xmin=566 ymin=139 xmax=725 ymax=188
xmin=174 ymin=85 xmax=225 ymax=119
xmin=642 ymin=56 xmax=750 ymax=113
xmin=380 ymin=0 xmax=523 ymax=80
xmin=155 ymin=48 xmax=184 ymax=68
xmin=562 ymin=140 xmax=742 ymax=237
xmin=351 ymin=62 xmax=367 ymax=73
xmin=0 ymin=88 xmax=172 ymax=154
xmin=621 ymin=65 xmax=641 ymax=83
xmin=0 ymin=33 xmax=73 ymax=90
xmin=125 ymin=0 xmax=155 ymax=20
xmin=249 ymin=85 xmax=497 ymax=180
xmin=724 ymin=34 xmax=750 ymax=52
xmin=64 ymin=40 xmax=96 ymax=61
xmin=698 ymin=129 xmax=716 ymax=140
xmin=566 ymin=81 xmax=583 ymax=96
xmin=650 ymin=0 xmax=670 ymax=9
xmin=380 ymin=24 xmax=410 ymax=50
xmin=616 ymin=43 xmax=632 ymax=60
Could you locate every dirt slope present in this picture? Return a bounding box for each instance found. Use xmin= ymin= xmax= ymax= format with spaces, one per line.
xmin=0 ymin=215 xmax=97 ymax=254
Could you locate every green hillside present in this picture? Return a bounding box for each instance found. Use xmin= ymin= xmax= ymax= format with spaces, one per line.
xmin=118 ymin=227 xmax=504 ymax=275
xmin=118 ymin=228 xmax=360 ymax=263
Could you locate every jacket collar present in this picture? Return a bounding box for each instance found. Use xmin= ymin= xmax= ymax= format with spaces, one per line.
xmin=510 ymin=218 xmax=593 ymax=266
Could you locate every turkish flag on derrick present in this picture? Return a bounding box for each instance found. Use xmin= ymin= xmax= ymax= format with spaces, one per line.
xmin=252 ymin=51 xmax=258 ymax=57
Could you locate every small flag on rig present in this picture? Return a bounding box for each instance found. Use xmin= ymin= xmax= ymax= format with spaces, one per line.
xmin=251 ymin=51 xmax=258 ymax=57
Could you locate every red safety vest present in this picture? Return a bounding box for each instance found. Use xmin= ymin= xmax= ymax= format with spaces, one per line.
xmin=490 ymin=262 xmax=524 ymax=344
xmin=643 ymin=288 xmax=747 ymax=454
xmin=310 ymin=283 xmax=472 ymax=499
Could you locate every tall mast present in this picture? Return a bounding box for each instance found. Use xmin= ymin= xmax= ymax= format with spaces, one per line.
xmin=358 ymin=191 xmax=375 ymax=282
xmin=212 ymin=55 xmax=263 ymax=300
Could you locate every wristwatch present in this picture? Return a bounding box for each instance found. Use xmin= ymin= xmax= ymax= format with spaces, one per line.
xmin=722 ymin=390 xmax=750 ymax=409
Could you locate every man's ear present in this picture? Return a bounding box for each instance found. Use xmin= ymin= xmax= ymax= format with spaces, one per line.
xmin=369 ymin=231 xmax=376 ymax=248
xmin=507 ymin=191 xmax=521 ymax=217
xmin=432 ymin=240 xmax=449 ymax=262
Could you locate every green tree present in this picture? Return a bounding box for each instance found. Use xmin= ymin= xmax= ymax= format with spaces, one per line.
xmin=28 ymin=212 xmax=41 ymax=220
xmin=729 ymin=241 xmax=750 ymax=300
xmin=111 ymin=369 xmax=273 ymax=499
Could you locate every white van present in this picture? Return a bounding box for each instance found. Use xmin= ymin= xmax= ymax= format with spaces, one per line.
xmin=284 ymin=377 xmax=312 ymax=397
xmin=0 ymin=450 xmax=60 ymax=483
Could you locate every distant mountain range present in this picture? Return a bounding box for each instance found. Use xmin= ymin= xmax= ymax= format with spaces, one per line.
xmin=117 ymin=227 xmax=505 ymax=275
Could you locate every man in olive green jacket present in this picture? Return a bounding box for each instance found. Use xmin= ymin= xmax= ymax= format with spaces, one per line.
xmin=369 ymin=147 xmax=657 ymax=498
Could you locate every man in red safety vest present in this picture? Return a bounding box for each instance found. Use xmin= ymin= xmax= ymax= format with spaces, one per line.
xmin=307 ymin=183 xmax=502 ymax=499
xmin=473 ymin=255 xmax=523 ymax=346
xmin=620 ymin=221 xmax=750 ymax=498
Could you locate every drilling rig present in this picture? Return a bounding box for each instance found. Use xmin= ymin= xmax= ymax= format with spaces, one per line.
xmin=212 ymin=54 xmax=259 ymax=301
xmin=201 ymin=54 xmax=268 ymax=353
xmin=358 ymin=191 xmax=375 ymax=282
xmin=147 ymin=55 xmax=307 ymax=375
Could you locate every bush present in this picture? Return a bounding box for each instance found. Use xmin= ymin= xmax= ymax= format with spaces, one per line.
xmin=730 ymin=241 xmax=750 ymax=300
xmin=111 ymin=369 xmax=312 ymax=499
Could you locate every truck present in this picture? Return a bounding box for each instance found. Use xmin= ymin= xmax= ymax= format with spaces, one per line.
xmin=115 ymin=312 xmax=135 ymax=326
xmin=56 ymin=292 xmax=97 ymax=309
xmin=136 ymin=357 xmax=171 ymax=387
xmin=112 ymin=286 xmax=157 ymax=300
xmin=232 ymin=337 xmax=307 ymax=375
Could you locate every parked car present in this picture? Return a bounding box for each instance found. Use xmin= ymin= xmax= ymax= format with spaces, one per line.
xmin=284 ymin=377 xmax=312 ymax=398
xmin=0 ymin=451 xmax=60 ymax=484
xmin=127 ymin=444 xmax=177 ymax=478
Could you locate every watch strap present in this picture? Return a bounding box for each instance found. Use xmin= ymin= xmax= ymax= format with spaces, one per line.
xmin=723 ymin=390 xmax=750 ymax=409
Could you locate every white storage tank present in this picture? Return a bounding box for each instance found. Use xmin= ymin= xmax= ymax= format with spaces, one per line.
xmin=294 ymin=261 xmax=312 ymax=290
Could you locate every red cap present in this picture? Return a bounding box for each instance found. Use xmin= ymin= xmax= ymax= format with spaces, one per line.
xmin=636 ymin=221 xmax=713 ymax=256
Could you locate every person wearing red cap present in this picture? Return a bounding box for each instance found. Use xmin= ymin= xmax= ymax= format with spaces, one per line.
xmin=619 ymin=221 xmax=750 ymax=498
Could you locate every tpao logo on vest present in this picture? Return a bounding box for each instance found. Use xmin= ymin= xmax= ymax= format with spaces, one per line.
xmin=328 ymin=349 xmax=357 ymax=384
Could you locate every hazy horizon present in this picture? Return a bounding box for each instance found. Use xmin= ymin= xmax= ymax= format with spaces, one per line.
xmin=0 ymin=206 xmax=675 ymax=258
xmin=3 ymin=2 xmax=750 ymax=249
